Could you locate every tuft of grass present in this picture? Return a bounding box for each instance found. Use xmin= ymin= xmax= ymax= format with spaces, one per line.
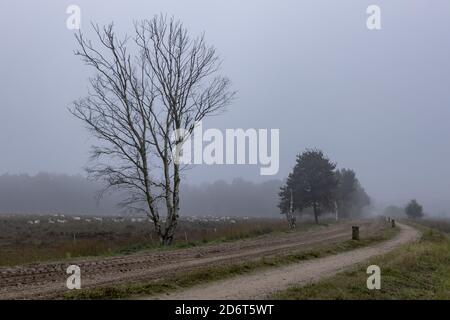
xmin=65 ymin=224 xmax=397 ymax=300
xmin=272 ymin=226 xmax=450 ymax=300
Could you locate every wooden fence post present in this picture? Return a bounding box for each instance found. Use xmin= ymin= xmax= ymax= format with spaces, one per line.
xmin=352 ymin=226 xmax=360 ymax=240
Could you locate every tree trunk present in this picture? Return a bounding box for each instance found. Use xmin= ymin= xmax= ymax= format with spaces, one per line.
xmin=162 ymin=208 xmax=179 ymax=246
xmin=286 ymin=212 xmax=296 ymax=229
xmin=160 ymin=233 xmax=173 ymax=246
xmin=335 ymin=201 xmax=338 ymax=222
xmin=313 ymin=202 xmax=319 ymax=224
xmin=160 ymin=162 xmax=181 ymax=246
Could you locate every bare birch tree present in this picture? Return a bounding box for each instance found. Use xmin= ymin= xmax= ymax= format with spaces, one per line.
xmin=70 ymin=15 xmax=234 ymax=245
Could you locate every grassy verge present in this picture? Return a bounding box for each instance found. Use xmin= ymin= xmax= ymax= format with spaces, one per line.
xmin=272 ymin=224 xmax=450 ymax=299
xmin=65 ymin=223 xmax=398 ymax=299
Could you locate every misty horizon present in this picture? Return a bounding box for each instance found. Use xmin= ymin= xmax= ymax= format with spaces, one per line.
xmin=0 ymin=172 xmax=283 ymax=217
xmin=2 ymin=1 xmax=450 ymax=215
xmin=0 ymin=171 xmax=443 ymax=217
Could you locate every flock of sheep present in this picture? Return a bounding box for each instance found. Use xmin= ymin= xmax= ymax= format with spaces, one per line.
xmin=24 ymin=215 xmax=249 ymax=225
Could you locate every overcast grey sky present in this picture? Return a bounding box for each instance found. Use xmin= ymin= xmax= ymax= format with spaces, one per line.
xmin=1 ymin=1 xmax=450 ymax=214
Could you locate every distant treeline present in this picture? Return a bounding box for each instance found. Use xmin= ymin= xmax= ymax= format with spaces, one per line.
xmin=182 ymin=179 xmax=281 ymax=217
xmin=0 ymin=173 xmax=282 ymax=217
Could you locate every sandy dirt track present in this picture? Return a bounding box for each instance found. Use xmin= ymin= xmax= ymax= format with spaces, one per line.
xmin=154 ymin=222 xmax=420 ymax=300
xmin=0 ymin=220 xmax=382 ymax=299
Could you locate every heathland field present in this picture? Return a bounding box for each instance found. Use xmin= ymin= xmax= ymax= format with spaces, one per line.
xmin=0 ymin=214 xmax=289 ymax=266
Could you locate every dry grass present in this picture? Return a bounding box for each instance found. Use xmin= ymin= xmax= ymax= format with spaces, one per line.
xmin=0 ymin=214 xmax=291 ymax=266
xmin=273 ymin=220 xmax=450 ymax=300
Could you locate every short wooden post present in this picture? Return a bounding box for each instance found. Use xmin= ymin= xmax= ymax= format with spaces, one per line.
xmin=352 ymin=226 xmax=360 ymax=240
xmin=391 ymin=219 xmax=396 ymax=228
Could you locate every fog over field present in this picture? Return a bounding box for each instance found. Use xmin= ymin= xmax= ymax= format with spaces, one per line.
xmin=1 ymin=1 xmax=450 ymax=215
xmin=0 ymin=173 xmax=282 ymax=217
